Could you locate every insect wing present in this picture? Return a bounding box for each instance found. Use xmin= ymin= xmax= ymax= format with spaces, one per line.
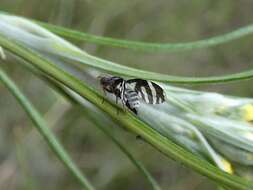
xmin=126 ymin=79 xmax=165 ymax=104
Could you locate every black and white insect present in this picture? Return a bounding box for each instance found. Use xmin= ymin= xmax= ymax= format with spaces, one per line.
xmin=100 ymin=76 xmax=165 ymax=114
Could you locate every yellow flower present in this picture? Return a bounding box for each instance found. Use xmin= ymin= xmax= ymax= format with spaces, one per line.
xmin=221 ymin=158 xmax=233 ymax=174
xmin=242 ymin=104 xmax=253 ymax=122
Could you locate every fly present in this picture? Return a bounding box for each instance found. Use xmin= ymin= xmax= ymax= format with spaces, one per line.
xmin=100 ymin=76 xmax=165 ymax=114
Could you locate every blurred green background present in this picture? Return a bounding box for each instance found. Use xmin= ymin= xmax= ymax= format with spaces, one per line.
xmin=1 ymin=0 xmax=253 ymax=189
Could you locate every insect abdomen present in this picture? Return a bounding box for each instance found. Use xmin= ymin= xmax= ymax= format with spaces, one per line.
xmin=124 ymin=89 xmax=140 ymax=108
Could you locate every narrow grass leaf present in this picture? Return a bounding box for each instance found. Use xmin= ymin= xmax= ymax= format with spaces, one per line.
xmin=2 ymin=11 xmax=253 ymax=53
xmin=35 ymin=19 xmax=253 ymax=53
xmin=0 ymin=67 xmax=95 ymax=190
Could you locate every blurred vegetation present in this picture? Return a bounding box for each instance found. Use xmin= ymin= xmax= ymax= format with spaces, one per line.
xmin=1 ymin=0 xmax=253 ymax=189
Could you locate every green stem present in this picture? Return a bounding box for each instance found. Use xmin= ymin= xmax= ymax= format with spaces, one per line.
xmin=2 ymin=13 xmax=253 ymax=84
xmin=36 ymin=20 xmax=253 ymax=52
xmin=0 ymin=34 xmax=252 ymax=190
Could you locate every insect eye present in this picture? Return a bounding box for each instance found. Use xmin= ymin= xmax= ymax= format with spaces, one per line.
xmin=100 ymin=78 xmax=107 ymax=85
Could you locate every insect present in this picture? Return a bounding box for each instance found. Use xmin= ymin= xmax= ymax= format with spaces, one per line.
xmin=100 ymin=76 xmax=165 ymax=114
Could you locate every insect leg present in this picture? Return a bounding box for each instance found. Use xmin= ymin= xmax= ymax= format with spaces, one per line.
xmin=101 ymin=89 xmax=106 ymax=104
xmin=125 ymin=100 xmax=138 ymax=114
xmin=116 ymin=95 xmax=119 ymax=104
